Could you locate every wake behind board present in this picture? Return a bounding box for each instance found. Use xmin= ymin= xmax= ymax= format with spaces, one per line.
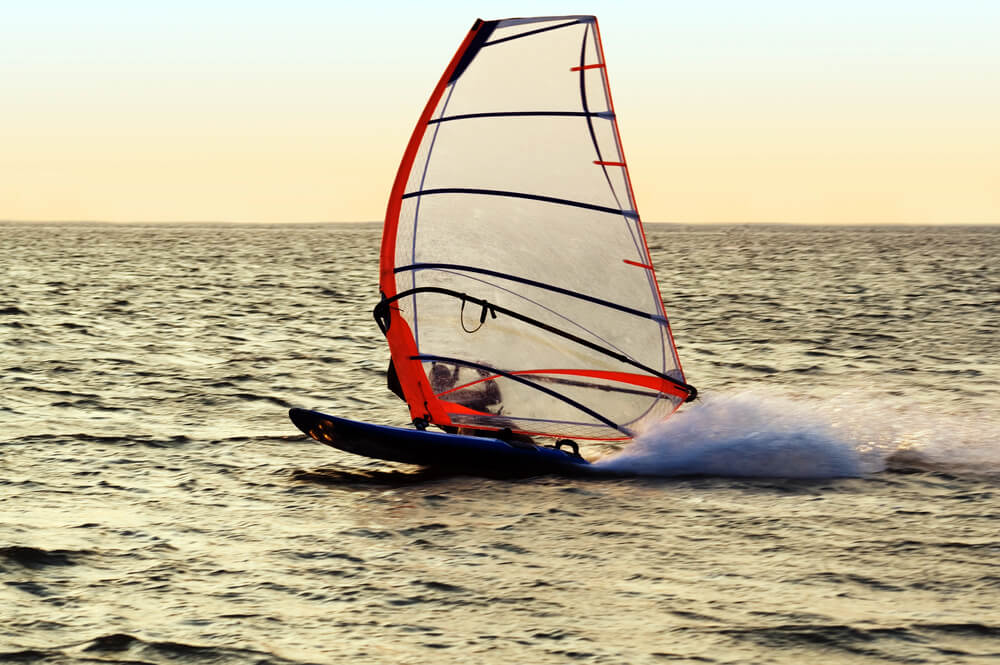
xmin=289 ymin=408 xmax=595 ymax=476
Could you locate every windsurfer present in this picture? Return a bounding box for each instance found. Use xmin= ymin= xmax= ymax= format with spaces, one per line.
xmin=429 ymin=362 xmax=501 ymax=411
xmin=388 ymin=360 xmax=502 ymax=413
xmin=386 ymin=360 xmax=534 ymax=445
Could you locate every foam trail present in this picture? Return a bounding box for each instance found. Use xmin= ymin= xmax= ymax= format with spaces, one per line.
xmin=595 ymin=392 xmax=877 ymax=478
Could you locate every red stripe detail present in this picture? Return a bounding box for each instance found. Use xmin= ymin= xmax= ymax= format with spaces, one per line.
xmin=514 ymin=368 xmax=689 ymax=399
xmin=441 ymin=368 xmax=689 ymax=401
xmin=570 ymin=63 xmax=605 ymax=71
xmin=378 ymin=21 xmax=485 ymax=427
xmin=591 ymin=18 xmax=688 ymax=385
xmin=594 ymin=160 xmax=625 ymax=166
xmin=623 ymin=259 xmax=653 ymax=270
xmin=438 ymin=401 xmax=492 ymax=416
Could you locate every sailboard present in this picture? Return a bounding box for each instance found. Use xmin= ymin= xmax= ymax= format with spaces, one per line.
xmin=290 ymin=15 xmax=696 ymax=471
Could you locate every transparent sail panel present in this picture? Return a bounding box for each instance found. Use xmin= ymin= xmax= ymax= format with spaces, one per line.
xmin=382 ymin=16 xmax=690 ymax=440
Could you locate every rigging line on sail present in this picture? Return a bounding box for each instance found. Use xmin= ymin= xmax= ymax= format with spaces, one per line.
xmin=400 ymin=188 xmax=638 ymax=218
xmin=427 ymin=110 xmax=614 ymax=124
xmin=579 ymin=23 xmax=614 ymax=204
xmin=392 ymin=262 xmax=668 ymax=323
xmin=406 ymin=264 xmax=637 ymax=361
xmin=373 ymin=286 xmax=697 ymax=402
xmin=589 ymin=17 xmax=669 ymax=329
xmin=412 ymin=353 xmax=632 ymax=437
xmin=576 ymin=23 xmax=644 ymax=268
xmin=583 ymin=20 xmax=672 ymax=375
xmin=481 ymin=19 xmax=586 ymax=47
xmin=409 ymin=79 xmax=460 ymax=350
xmin=574 ymin=23 xmax=648 ymax=277
xmin=459 ymin=296 xmax=495 ymax=333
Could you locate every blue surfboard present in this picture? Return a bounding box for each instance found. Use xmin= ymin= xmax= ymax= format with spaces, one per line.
xmin=288 ymin=408 xmax=596 ymax=476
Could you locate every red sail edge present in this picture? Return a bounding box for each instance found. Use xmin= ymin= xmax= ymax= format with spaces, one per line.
xmin=379 ymin=20 xmax=487 ymax=426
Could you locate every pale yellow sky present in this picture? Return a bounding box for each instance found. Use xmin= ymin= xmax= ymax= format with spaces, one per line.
xmin=2 ymin=1 xmax=998 ymax=224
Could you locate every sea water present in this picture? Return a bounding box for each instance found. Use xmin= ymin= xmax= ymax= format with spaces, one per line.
xmin=2 ymin=222 xmax=998 ymax=664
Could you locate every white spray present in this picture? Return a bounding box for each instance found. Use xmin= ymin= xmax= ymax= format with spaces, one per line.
xmin=593 ymin=390 xmax=998 ymax=479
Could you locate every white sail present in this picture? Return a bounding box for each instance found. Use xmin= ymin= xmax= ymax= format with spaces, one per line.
xmin=377 ymin=16 xmax=695 ymax=440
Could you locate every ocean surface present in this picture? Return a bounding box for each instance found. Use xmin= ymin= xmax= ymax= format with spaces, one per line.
xmin=2 ymin=221 xmax=998 ymax=664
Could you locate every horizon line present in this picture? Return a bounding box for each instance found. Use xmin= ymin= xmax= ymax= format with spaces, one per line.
xmin=3 ymin=219 xmax=999 ymax=227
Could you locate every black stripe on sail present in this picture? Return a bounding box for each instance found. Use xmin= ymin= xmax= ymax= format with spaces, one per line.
xmin=578 ymin=22 xmax=620 ymax=208
xmin=482 ymin=19 xmax=585 ymax=47
xmin=393 ymin=262 xmax=663 ymax=323
xmin=449 ymin=20 xmax=499 ymax=83
xmin=428 ymin=110 xmax=614 ymax=124
xmin=520 ymin=373 xmax=663 ymax=399
xmin=412 ymin=354 xmax=632 ymax=437
xmin=374 ymin=285 xmax=699 ymax=401
xmin=579 ymin=26 xmax=603 ymax=165
xmin=401 ymin=188 xmax=637 ymax=218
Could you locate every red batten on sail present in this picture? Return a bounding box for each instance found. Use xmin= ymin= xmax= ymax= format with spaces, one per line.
xmin=379 ymin=16 xmax=695 ymax=441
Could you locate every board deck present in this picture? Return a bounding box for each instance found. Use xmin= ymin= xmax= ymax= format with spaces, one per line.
xmin=288 ymin=408 xmax=596 ymax=475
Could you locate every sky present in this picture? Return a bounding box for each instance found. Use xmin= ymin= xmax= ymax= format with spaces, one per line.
xmin=2 ymin=0 xmax=998 ymax=224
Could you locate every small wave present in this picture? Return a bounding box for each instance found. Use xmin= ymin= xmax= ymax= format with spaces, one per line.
xmin=594 ymin=390 xmax=1000 ymax=479
xmin=8 ymin=433 xmax=192 ymax=448
xmin=231 ymin=392 xmax=295 ymax=408
xmin=0 ymin=633 xmax=315 ymax=665
xmin=714 ymin=620 xmax=1000 ymax=661
xmin=716 ymin=621 xmax=920 ymax=659
xmin=0 ymin=546 xmax=90 ymax=568
xmin=290 ymin=466 xmax=454 ymax=487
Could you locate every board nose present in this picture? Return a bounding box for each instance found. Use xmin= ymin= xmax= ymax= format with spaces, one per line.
xmin=288 ymin=408 xmax=314 ymax=435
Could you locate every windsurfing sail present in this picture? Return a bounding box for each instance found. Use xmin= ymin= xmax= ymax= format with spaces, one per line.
xmin=375 ymin=15 xmax=696 ymax=442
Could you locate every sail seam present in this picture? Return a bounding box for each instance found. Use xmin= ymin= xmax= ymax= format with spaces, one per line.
xmin=401 ymin=188 xmax=637 ymax=218
xmin=409 ymin=82 xmax=460 ymax=348
xmin=579 ymin=22 xmax=617 ymax=210
xmin=428 ymin=110 xmax=614 ymax=124
xmin=428 ymin=265 xmax=634 ymax=359
xmin=392 ymin=263 xmax=664 ymax=322
xmin=577 ymin=23 xmax=645 ymax=268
